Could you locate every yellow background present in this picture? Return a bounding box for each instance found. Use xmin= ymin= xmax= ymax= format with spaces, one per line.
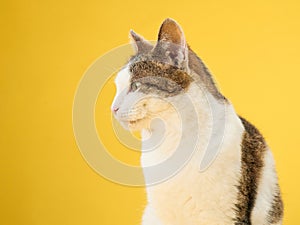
xmin=1 ymin=0 xmax=300 ymax=224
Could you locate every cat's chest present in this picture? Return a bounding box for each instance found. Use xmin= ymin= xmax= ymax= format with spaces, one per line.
xmin=141 ymin=105 xmax=244 ymax=224
xmin=143 ymin=148 xmax=241 ymax=225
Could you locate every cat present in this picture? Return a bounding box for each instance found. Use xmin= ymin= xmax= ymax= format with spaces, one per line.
xmin=111 ymin=18 xmax=283 ymax=225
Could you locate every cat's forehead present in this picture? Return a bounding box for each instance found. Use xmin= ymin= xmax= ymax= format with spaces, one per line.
xmin=115 ymin=53 xmax=153 ymax=85
xmin=129 ymin=60 xmax=191 ymax=89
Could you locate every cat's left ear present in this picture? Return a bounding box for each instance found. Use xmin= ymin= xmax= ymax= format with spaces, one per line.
xmin=129 ymin=30 xmax=153 ymax=54
xmin=155 ymin=18 xmax=189 ymax=68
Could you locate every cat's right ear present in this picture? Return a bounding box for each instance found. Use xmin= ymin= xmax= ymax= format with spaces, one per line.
xmin=129 ymin=30 xmax=153 ymax=54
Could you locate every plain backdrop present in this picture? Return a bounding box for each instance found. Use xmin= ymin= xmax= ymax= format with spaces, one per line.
xmin=1 ymin=0 xmax=300 ymax=224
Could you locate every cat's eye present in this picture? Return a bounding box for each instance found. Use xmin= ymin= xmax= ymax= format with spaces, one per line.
xmin=130 ymin=82 xmax=141 ymax=92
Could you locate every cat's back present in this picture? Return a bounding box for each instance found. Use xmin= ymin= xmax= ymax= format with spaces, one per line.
xmin=237 ymin=117 xmax=283 ymax=225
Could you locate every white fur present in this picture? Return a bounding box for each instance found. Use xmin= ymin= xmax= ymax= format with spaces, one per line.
xmin=112 ymin=67 xmax=280 ymax=225
xmin=251 ymin=149 xmax=280 ymax=225
xmin=111 ymin=67 xmax=131 ymax=112
xmin=141 ymin=93 xmax=244 ymax=225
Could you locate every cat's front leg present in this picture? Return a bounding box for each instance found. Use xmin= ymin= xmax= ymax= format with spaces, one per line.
xmin=142 ymin=204 xmax=164 ymax=225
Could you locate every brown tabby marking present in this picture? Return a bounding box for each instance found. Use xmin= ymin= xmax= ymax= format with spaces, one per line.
xmin=234 ymin=117 xmax=267 ymax=224
xmin=129 ymin=60 xmax=191 ymax=95
xmin=267 ymin=186 xmax=284 ymax=224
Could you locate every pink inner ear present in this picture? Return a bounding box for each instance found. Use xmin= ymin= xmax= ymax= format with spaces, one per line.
xmin=157 ymin=18 xmax=186 ymax=46
xmin=152 ymin=18 xmax=189 ymax=68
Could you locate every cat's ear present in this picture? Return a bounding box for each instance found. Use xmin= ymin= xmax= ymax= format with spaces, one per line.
xmin=129 ymin=30 xmax=153 ymax=54
xmin=155 ymin=18 xmax=189 ymax=68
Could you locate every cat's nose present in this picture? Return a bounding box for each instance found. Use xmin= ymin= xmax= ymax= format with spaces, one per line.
xmin=112 ymin=107 xmax=119 ymax=114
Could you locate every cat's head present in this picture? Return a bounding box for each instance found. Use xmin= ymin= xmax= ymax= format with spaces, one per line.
xmin=111 ymin=18 xmax=224 ymax=131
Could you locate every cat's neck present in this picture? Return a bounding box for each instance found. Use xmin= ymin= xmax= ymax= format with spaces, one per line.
xmin=140 ymin=84 xmax=214 ymax=167
xmin=140 ymin=84 xmax=244 ymax=171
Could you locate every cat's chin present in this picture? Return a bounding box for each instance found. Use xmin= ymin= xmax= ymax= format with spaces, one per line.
xmin=119 ymin=118 xmax=148 ymax=131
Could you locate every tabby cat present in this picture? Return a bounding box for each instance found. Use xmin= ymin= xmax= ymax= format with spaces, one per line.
xmin=111 ymin=18 xmax=283 ymax=225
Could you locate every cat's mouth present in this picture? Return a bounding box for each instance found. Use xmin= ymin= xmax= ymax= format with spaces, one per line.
xmin=118 ymin=117 xmax=147 ymax=131
xmin=128 ymin=117 xmax=145 ymax=124
xmin=117 ymin=114 xmax=148 ymax=130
